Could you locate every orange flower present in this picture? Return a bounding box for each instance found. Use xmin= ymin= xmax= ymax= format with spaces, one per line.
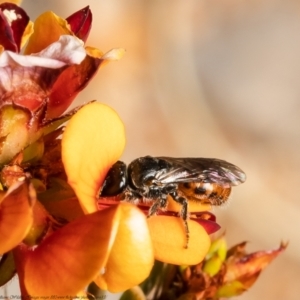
xmin=0 ymin=102 xmax=153 ymax=296
xmin=61 ymin=102 xmax=155 ymax=293
xmin=0 ymin=5 xmax=214 ymax=297
xmin=62 ymin=102 xmax=215 ymax=271
xmin=0 ymin=102 xmax=154 ymax=296
xmin=12 ymin=203 xmax=154 ymax=296
xmin=0 ymin=5 xmax=129 ymax=297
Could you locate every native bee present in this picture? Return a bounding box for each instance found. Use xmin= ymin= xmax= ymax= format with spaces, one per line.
xmin=100 ymin=156 xmax=246 ymax=247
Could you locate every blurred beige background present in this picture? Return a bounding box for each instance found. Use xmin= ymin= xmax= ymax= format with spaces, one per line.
xmin=3 ymin=0 xmax=300 ymax=299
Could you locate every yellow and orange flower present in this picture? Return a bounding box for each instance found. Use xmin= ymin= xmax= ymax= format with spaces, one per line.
xmin=0 ymin=4 xmax=216 ymax=298
xmin=61 ymin=102 xmax=216 ymax=289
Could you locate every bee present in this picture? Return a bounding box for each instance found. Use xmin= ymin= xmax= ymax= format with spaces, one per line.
xmin=100 ymin=156 xmax=246 ymax=247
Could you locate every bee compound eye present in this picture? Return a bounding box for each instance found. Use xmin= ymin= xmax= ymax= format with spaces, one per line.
xmin=100 ymin=161 xmax=127 ymax=197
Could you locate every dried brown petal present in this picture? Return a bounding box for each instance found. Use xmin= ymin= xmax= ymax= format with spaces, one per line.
xmin=224 ymin=242 xmax=288 ymax=289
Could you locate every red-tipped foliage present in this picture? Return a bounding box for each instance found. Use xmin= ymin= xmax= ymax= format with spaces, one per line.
xmin=0 ymin=3 xmax=30 ymax=52
xmin=66 ymin=6 xmax=92 ymax=42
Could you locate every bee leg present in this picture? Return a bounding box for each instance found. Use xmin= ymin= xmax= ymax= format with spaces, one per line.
xmin=148 ymin=194 xmax=168 ymax=216
xmin=169 ymin=191 xmax=189 ymax=248
xmin=123 ymin=189 xmax=142 ymax=204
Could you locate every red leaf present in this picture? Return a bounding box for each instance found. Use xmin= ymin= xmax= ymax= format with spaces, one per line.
xmin=47 ymin=55 xmax=102 ymax=119
xmin=0 ymin=9 xmax=16 ymax=52
xmin=196 ymin=218 xmax=221 ymax=235
xmin=157 ymin=210 xmax=221 ymax=235
xmin=66 ymin=6 xmax=92 ymax=42
xmin=0 ymin=3 xmax=30 ymax=52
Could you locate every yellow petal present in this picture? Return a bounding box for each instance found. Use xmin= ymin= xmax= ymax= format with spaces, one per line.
xmin=85 ymin=46 xmax=104 ymax=58
xmin=0 ymin=0 xmax=21 ymax=4
xmin=95 ymin=203 xmax=154 ymax=292
xmin=24 ymin=11 xmax=71 ymax=54
xmin=62 ymin=102 xmax=126 ymax=214
xmin=102 ymin=48 xmax=126 ymax=60
xmin=148 ymin=216 xmax=211 ymax=265
xmin=24 ymin=205 xmax=122 ymax=297
xmin=84 ymin=47 xmax=125 ymax=61
xmin=101 ymin=48 xmax=126 ymax=64
xmin=20 ymin=21 xmax=34 ymax=49
xmin=0 ymin=180 xmax=35 ymax=254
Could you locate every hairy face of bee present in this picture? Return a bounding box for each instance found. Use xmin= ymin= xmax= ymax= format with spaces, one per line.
xmin=178 ymin=182 xmax=231 ymax=206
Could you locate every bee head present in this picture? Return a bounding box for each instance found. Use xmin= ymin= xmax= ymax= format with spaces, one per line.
xmin=100 ymin=161 xmax=128 ymax=197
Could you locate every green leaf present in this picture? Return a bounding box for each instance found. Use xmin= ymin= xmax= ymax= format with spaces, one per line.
xmin=38 ymin=177 xmax=75 ymax=202
xmin=203 ymin=254 xmax=223 ymax=276
xmin=23 ymin=138 xmax=45 ymax=163
xmin=176 ymin=293 xmax=197 ymax=300
xmin=216 ymin=281 xmax=246 ymax=297
xmin=87 ymin=281 xmax=107 ymax=300
xmin=42 ymin=101 xmax=96 ymax=136
xmin=0 ymin=251 xmax=16 ymax=287
xmin=206 ymin=236 xmax=227 ymax=261
xmin=120 ymin=286 xmax=146 ymax=300
xmin=140 ymin=260 xmax=165 ymax=295
xmin=38 ymin=178 xmax=83 ymax=222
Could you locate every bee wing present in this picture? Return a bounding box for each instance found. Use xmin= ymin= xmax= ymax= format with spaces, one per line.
xmin=155 ymin=157 xmax=246 ymax=186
